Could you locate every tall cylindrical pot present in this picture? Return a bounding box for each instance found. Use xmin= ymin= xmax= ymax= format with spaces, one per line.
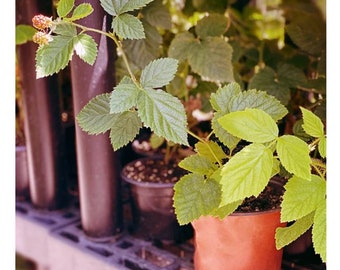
xmin=70 ymin=0 xmax=123 ymax=238
xmin=16 ymin=0 xmax=68 ymax=210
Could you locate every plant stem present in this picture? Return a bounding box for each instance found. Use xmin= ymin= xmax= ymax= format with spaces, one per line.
xmin=187 ymin=130 xmax=223 ymax=166
xmin=71 ymin=21 xmax=139 ymax=85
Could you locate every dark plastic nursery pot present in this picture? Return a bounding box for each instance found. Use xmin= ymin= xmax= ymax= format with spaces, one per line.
xmin=121 ymin=157 xmax=193 ymax=243
xmin=15 ymin=145 xmax=29 ymax=200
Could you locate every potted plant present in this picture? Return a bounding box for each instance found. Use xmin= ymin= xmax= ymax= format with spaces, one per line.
xmin=27 ymin=0 xmax=326 ymax=265
xmin=173 ymin=82 xmax=326 ymax=269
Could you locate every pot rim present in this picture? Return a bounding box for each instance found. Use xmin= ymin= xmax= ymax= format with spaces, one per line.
xmin=121 ymin=157 xmax=178 ymax=188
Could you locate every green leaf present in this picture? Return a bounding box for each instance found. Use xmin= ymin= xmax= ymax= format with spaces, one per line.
xmin=313 ymin=199 xmax=326 ymax=262
xmin=195 ymin=141 xmax=227 ymax=163
xmin=196 ymin=14 xmax=229 ymax=38
xmin=277 ymin=63 xmax=307 ymax=88
xmin=218 ymin=108 xmax=279 ymax=143
xmin=300 ymin=107 xmax=325 ymax=138
xmin=100 ymin=0 xmax=154 ymax=16
xmin=179 ymin=154 xmax=218 ymax=176
xmin=275 ymin=212 xmax=314 ymax=249
xmin=109 ymin=111 xmax=142 ymax=150
xmin=220 ymin=143 xmax=273 ymax=205
xmin=168 ymin=32 xmax=197 ymax=62
xmin=228 ymin=89 xmax=288 ymax=121
xmin=57 ymin=0 xmax=75 ymax=18
xmin=68 ymin=3 xmax=93 ymax=21
xmin=110 ymin=77 xmax=140 ymax=113
xmin=211 ymin=112 xmax=240 ymax=150
xmin=149 ymin=133 xmax=164 ymax=149
xmin=16 ymin=25 xmax=36 ymax=45
xmin=248 ymin=67 xmax=288 ymax=105
xmin=137 ymin=88 xmax=188 ymax=145
xmin=36 ymin=35 xmax=75 ymax=78
xmin=276 ymin=135 xmax=312 ymax=180
xmin=112 ymin=14 xmax=145 ymax=40
xmin=286 ymin=13 xmax=325 ymax=56
xmin=76 ymin=93 xmax=118 ymax=135
xmin=142 ymin=0 xmax=171 ymax=29
xmin=210 ymin=200 xmax=242 ymax=219
xmin=174 ymin=174 xmax=222 ymax=225
xmin=73 ymin=34 xmax=98 ymax=65
xmin=188 ymin=37 xmax=234 ymax=82
xmin=53 ymin=23 xmax=77 ymax=36
xmin=318 ymin=136 xmax=326 ymax=158
xmin=123 ymin=19 xmax=162 ymax=69
xmin=140 ymin=58 xmax=178 ymax=88
xmin=210 ymin=83 xmax=241 ymax=113
xmin=280 ymin=175 xmax=326 ymax=222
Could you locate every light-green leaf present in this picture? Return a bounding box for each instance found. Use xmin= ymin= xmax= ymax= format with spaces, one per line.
xmin=57 ymin=0 xmax=75 ymax=18
xmin=313 ymin=199 xmax=326 ymax=262
xmin=318 ymin=136 xmax=326 ymax=158
xmin=275 ymin=212 xmax=314 ymax=249
xmin=210 ymin=200 xmax=242 ymax=219
xmin=68 ymin=3 xmax=93 ymax=21
xmin=109 ymin=111 xmax=142 ymax=150
xmin=110 ymin=80 xmax=139 ymax=113
xmin=73 ymin=33 xmax=98 ymax=65
xmin=16 ymin=25 xmax=36 ymax=45
xmin=140 ymin=58 xmax=178 ymax=88
xmin=100 ymin=0 xmax=154 ymax=16
xmin=137 ymin=88 xmax=188 ymax=145
xmin=76 ymin=93 xmax=118 ymax=135
xmin=280 ymin=175 xmax=326 ymax=222
xmin=276 ymin=135 xmax=312 ymax=180
xmin=174 ymin=174 xmax=221 ymax=225
xmin=218 ymin=108 xmax=279 ymax=143
xmin=228 ymin=89 xmax=288 ymax=121
xmin=112 ymin=14 xmax=145 ymax=40
xmin=195 ymin=141 xmax=227 ymax=163
xmin=211 ymin=112 xmax=240 ymax=150
xmin=220 ymin=143 xmax=273 ymax=205
xmin=300 ymin=107 xmax=325 ymax=138
xmin=36 ymin=35 xmax=75 ymax=78
xmin=188 ymin=37 xmax=234 ymax=82
xmin=179 ymin=154 xmax=217 ymax=176
xmin=210 ymin=83 xmax=241 ymax=113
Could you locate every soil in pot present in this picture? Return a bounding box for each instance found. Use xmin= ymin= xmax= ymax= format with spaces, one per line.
xmin=192 ymin=178 xmax=286 ymax=270
xmin=121 ymin=157 xmax=193 ymax=243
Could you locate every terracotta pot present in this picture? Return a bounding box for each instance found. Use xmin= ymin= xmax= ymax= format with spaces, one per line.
xmin=192 ymin=180 xmax=286 ymax=270
xmin=15 ymin=145 xmax=29 ymax=200
xmin=121 ymin=157 xmax=193 ymax=243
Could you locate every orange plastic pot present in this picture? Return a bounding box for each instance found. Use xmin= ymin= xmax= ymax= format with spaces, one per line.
xmin=192 ymin=209 xmax=286 ymax=270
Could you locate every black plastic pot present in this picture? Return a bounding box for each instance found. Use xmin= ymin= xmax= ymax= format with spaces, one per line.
xmin=121 ymin=157 xmax=193 ymax=243
xmin=15 ymin=145 xmax=29 ymax=200
xmin=16 ymin=0 xmax=68 ymax=210
xmin=70 ymin=0 xmax=122 ymax=238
